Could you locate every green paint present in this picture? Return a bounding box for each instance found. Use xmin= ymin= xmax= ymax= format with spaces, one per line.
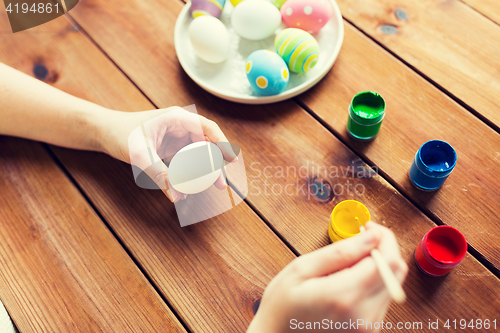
xmin=347 ymin=91 xmax=385 ymax=140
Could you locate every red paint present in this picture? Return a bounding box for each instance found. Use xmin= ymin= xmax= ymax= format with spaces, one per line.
xmin=415 ymin=226 xmax=467 ymax=276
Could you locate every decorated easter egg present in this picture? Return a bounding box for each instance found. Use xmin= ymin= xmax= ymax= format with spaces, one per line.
xmin=274 ymin=28 xmax=319 ymax=73
xmin=271 ymin=0 xmax=288 ymax=9
xmin=231 ymin=0 xmax=282 ymax=40
xmin=169 ymin=141 xmax=224 ymax=194
xmin=246 ymin=50 xmax=289 ymax=95
xmin=190 ymin=0 xmax=226 ymax=18
xmin=189 ymin=16 xmax=230 ymax=63
xmin=280 ymin=0 xmax=333 ymax=33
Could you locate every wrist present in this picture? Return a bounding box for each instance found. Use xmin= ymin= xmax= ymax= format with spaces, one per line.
xmin=247 ymin=311 xmax=280 ymax=333
xmin=85 ymin=106 xmax=121 ymax=156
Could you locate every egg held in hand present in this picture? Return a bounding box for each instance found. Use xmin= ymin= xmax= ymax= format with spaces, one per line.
xmin=246 ymin=50 xmax=289 ymax=95
xmin=275 ymin=28 xmax=319 ymax=73
xmin=190 ymin=0 xmax=226 ymax=18
xmin=231 ymin=0 xmax=282 ymax=41
xmin=168 ymin=141 xmax=224 ymax=195
xmin=280 ymin=0 xmax=333 ymax=33
xmin=189 ymin=15 xmax=230 ymax=63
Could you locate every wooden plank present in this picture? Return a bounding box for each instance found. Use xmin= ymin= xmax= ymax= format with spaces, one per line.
xmin=0 ymin=11 xmax=296 ymax=333
xmin=0 ymin=137 xmax=186 ymax=332
xmin=461 ymin=0 xmax=500 ymax=26
xmin=53 ymin=149 xmax=296 ymax=332
xmin=335 ymin=0 xmax=500 ymax=129
xmin=62 ymin=0 xmax=500 ymax=327
xmin=297 ymin=22 xmax=500 ymax=271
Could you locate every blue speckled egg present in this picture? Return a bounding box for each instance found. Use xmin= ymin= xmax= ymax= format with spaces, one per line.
xmin=190 ymin=0 xmax=226 ymax=18
xmin=246 ymin=50 xmax=289 ymax=96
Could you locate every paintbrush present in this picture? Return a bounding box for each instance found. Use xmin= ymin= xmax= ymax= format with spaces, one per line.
xmin=359 ymin=221 xmax=406 ymax=303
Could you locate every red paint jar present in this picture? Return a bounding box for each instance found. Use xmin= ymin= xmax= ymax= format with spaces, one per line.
xmin=415 ymin=226 xmax=467 ymax=276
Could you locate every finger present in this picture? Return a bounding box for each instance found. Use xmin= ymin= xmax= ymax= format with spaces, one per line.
xmin=169 ymin=108 xmax=206 ymax=142
xmin=322 ymin=256 xmax=386 ymax=298
xmin=214 ymin=173 xmax=227 ymax=190
xmin=131 ymin=144 xmax=184 ymax=202
xmin=174 ymin=111 xmax=237 ymax=162
xmin=289 ymin=228 xmax=381 ymax=280
xmin=366 ymin=222 xmax=408 ymax=283
xmin=198 ymin=116 xmax=238 ymax=162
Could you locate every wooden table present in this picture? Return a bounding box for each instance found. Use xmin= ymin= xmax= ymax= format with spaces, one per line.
xmin=0 ymin=0 xmax=499 ymax=332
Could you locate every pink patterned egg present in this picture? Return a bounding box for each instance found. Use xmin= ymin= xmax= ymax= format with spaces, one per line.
xmin=280 ymin=0 xmax=333 ymax=33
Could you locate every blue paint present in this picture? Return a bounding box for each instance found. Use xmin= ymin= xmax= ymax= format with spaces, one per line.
xmin=409 ymin=140 xmax=457 ymax=191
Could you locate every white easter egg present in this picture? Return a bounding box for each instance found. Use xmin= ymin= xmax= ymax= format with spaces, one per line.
xmin=189 ymin=15 xmax=230 ymax=63
xmin=231 ymin=0 xmax=282 ymax=40
xmin=169 ymin=141 xmax=224 ymax=194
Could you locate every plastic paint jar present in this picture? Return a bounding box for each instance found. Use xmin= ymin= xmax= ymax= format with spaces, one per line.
xmin=329 ymin=200 xmax=371 ymax=242
xmin=409 ymin=140 xmax=457 ymax=191
xmin=346 ymin=91 xmax=386 ymax=140
xmin=414 ymin=226 xmax=467 ymax=276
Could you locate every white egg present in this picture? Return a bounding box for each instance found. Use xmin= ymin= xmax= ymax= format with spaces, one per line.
xmin=169 ymin=141 xmax=224 ymax=195
xmin=189 ymin=16 xmax=230 ymax=63
xmin=231 ymin=0 xmax=282 ymax=40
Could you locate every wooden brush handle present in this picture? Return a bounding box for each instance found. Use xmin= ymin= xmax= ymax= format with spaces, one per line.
xmin=359 ymin=224 xmax=406 ymax=303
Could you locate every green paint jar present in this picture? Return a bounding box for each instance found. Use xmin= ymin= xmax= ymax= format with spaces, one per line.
xmin=347 ymin=91 xmax=386 ymax=140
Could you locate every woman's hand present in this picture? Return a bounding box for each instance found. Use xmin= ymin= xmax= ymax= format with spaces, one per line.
xmin=247 ymin=222 xmax=408 ymax=333
xmin=0 ymin=65 xmax=235 ymax=202
xmin=100 ymin=107 xmax=237 ymax=202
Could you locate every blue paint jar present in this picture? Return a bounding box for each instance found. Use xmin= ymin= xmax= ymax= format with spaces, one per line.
xmin=409 ymin=140 xmax=457 ymax=191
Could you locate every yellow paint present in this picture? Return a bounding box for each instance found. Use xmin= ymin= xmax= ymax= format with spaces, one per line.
xmin=289 ymin=39 xmax=316 ymax=66
xmin=192 ymin=10 xmax=208 ymax=18
xmin=256 ymin=76 xmax=268 ymax=88
xmin=329 ymin=200 xmax=371 ymax=242
xmin=229 ymin=0 xmax=244 ymax=7
xmin=303 ymin=54 xmax=318 ymax=72
xmin=282 ymin=68 xmax=288 ymax=80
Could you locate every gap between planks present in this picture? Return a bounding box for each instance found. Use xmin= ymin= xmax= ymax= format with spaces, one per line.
xmin=340 ymin=17 xmax=500 ymax=136
xmin=58 ymin=0 xmax=500 ymax=282
xmin=458 ymin=0 xmax=500 ymax=29
xmin=41 ymin=144 xmax=194 ymax=333
xmin=294 ymin=98 xmax=500 ymax=279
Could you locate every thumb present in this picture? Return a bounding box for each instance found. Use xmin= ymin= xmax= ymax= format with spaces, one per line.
xmin=128 ymin=124 xmax=184 ymax=203
xmin=293 ymin=229 xmax=380 ymax=280
xmin=132 ymin=147 xmax=183 ymax=203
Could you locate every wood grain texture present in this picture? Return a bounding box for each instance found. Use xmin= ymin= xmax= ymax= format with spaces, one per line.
xmin=461 ymin=0 xmax=500 ymax=26
xmin=53 ymin=149 xmax=295 ymax=332
xmin=63 ymin=0 xmax=500 ymax=327
xmin=0 ymin=137 xmax=186 ymax=332
xmin=298 ymin=22 xmax=500 ymax=272
xmin=336 ymin=0 xmax=500 ymax=128
xmin=0 ymin=11 xmax=295 ymax=333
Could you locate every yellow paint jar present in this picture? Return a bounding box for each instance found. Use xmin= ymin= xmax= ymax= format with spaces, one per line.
xmin=329 ymin=200 xmax=371 ymax=242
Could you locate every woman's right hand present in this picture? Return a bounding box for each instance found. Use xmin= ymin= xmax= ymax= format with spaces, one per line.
xmin=247 ymin=221 xmax=408 ymax=333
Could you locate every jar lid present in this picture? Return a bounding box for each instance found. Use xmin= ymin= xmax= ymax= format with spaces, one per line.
xmin=416 ymin=140 xmax=457 ymax=177
xmin=423 ymin=226 xmax=467 ymax=267
xmin=349 ymin=91 xmax=386 ymax=125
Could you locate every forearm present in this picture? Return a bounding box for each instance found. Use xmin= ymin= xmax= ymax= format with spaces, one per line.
xmin=0 ymin=63 xmax=114 ymax=152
